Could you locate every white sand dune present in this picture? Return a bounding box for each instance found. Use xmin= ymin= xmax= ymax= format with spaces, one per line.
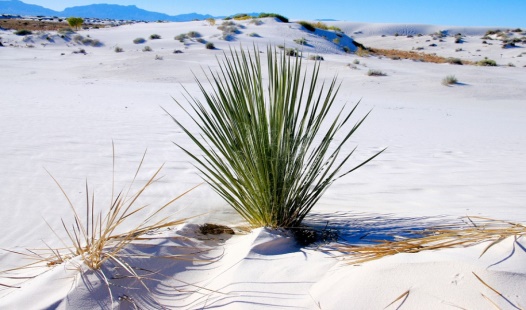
xmin=1 ymin=18 xmax=525 ymax=309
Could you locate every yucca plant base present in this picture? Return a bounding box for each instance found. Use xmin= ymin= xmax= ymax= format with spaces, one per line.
xmin=167 ymin=47 xmax=383 ymax=228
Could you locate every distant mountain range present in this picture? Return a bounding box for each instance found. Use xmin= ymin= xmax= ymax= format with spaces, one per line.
xmin=0 ymin=0 xmax=216 ymax=21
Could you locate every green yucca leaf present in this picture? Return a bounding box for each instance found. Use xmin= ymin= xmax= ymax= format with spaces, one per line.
xmin=166 ymin=46 xmax=384 ymax=228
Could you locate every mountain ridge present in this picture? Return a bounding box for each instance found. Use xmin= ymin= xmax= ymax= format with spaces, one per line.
xmin=0 ymin=0 xmax=216 ymax=21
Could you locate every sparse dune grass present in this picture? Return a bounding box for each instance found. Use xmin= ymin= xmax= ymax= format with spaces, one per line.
xmin=336 ymin=216 xmax=526 ymax=265
xmin=442 ymin=75 xmax=458 ymax=86
xmin=165 ymin=47 xmax=383 ymax=228
xmin=368 ymin=48 xmax=473 ymax=64
xmin=2 ymin=150 xmax=197 ymax=304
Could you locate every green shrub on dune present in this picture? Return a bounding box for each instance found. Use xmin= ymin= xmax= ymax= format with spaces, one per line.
xmin=166 ymin=47 xmax=383 ymax=228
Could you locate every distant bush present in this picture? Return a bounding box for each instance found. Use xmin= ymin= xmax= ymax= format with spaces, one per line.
xmin=249 ymin=19 xmax=263 ymax=26
xmin=149 ymin=34 xmax=161 ymax=40
xmin=205 ymin=42 xmax=215 ymax=49
xmin=233 ymin=14 xmax=252 ymax=20
xmin=114 ymin=46 xmax=124 ymax=53
xmin=353 ymin=59 xmax=360 ymax=65
xmin=142 ymin=45 xmax=152 ymax=52
xmin=477 ymin=58 xmax=497 ymax=66
xmin=442 ymin=75 xmax=458 ymax=86
xmin=247 ymin=32 xmax=260 ymax=37
xmin=206 ymin=18 xmax=216 ymax=26
xmin=298 ymin=21 xmax=315 ymax=32
xmin=133 ymin=37 xmax=146 ymax=44
xmin=155 ymin=54 xmax=163 ymax=60
xmin=367 ymin=69 xmax=386 ymax=76
xmin=485 ymin=29 xmax=501 ymax=35
xmin=66 ymin=17 xmax=83 ymax=30
xmin=454 ymin=37 xmax=462 ymax=43
xmin=257 ymin=13 xmax=289 ymax=23
xmin=196 ymin=38 xmax=206 ymax=43
xmin=285 ymin=48 xmax=299 ymax=57
xmin=342 ymin=46 xmax=351 ymax=53
xmin=14 ymin=29 xmax=32 ymax=36
xmin=446 ymin=57 xmax=463 ymax=65
xmin=174 ymin=33 xmax=187 ymax=42
xmin=507 ymin=62 xmax=515 ymax=67
xmin=356 ymin=47 xmax=370 ymax=57
xmin=187 ymin=31 xmax=201 ymax=38
xmin=308 ymin=55 xmax=324 ymax=61
xmin=294 ymin=37 xmax=307 ymax=45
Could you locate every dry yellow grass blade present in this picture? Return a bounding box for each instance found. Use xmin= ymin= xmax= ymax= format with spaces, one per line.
xmin=473 ymin=272 xmax=523 ymax=310
xmin=337 ymin=216 xmax=525 ymax=265
xmin=384 ymin=289 xmax=410 ymax=309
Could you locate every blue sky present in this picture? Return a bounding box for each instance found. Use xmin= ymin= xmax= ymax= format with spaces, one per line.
xmin=19 ymin=0 xmax=526 ymax=27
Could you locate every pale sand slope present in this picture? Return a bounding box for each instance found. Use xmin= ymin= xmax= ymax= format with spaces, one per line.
xmin=0 ymin=19 xmax=525 ymax=309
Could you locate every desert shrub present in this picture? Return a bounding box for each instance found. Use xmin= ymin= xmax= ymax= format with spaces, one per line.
xmin=356 ymin=47 xmax=370 ymax=57
xmin=455 ymin=37 xmax=462 ymax=43
xmin=72 ymin=48 xmax=86 ymax=54
xmin=367 ymin=69 xmax=386 ymax=76
xmin=512 ymin=28 xmax=523 ymax=33
xmin=308 ymin=55 xmax=324 ymax=60
xmin=81 ymin=37 xmax=102 ymax=47
xmin=258 ymin=13 xmax=289 ymax=23
xmin=166 ymin=47 xmax=383 ymax=227
xmin=142 ymin=45 xmax=152 ymax=52
xmin=285 ymin=48 xmax=299 ymax=57
xmin=206 ymin=18 xmax=216 ymax=26
xmin=247 ymin=32 xmax=260 ymax=37
xmin=174 ymin=33 xmax=187 ymax=42
xmin=14 ymin=29 xmax=32 ymax=36
xmin=343 ymin=46 xmax=351 ymax=53
xmin=149 ymin=34 xmax=161 ymax=40
xmin=446 ymin=57 xmax=463 ymax=65
xmin=155 ymin=54 xmax=163 ymax=60
xmin=114 ymin=46 xmax=124 ymax=53
xmin=485 ymin=29 xmax=500 ymax=35
xmin=233 ymin=13 xmax=252 ymax=20
xmin=353 ymin=59 xmax=360 ymax=65
xmin=173 ymin=49 xmax=183 ymax=54
xmin=196 ymin=38 xmax=206 ymax=43
xmin=66 ymin=17 xmax=83 ymax=30
xmin=187 ymin=31 xmax=201 ymax=38
xmin=294 ymin=37 xmax=307 ymax=45
xmin=298 ymin=21 xmax=315 ymax=32
xmin=133 ymin=37 xmax=146 ymax=44
xmin=249 ymin=19 xmax=263 ymax=26
xmin=442 ymin=75 xmax=458 ymax=86
xmin=508 ymin=62 xmax=515 ymax=67
xmin=477 ymin=58 xmax=497 ymax=66
xmin=205 ymin=42 xmax=215 ymax=49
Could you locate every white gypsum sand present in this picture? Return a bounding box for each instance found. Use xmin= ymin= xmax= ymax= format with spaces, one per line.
xmin=0 ymin=18 xmax=525 ymax=309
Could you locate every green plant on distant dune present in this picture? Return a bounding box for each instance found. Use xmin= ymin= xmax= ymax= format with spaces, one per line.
xmin=165 ymin=46 xmax=384 ymax=228
xmin=66 ymin=17 xmax=84 ymax=30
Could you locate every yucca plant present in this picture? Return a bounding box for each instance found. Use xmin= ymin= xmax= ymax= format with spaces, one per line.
xmin=166 ymin=46 xmax=383 ymax=228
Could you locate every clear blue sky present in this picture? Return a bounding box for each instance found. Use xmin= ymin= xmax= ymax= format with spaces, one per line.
xmin=20 ymin=0 xmax=526 ymax=27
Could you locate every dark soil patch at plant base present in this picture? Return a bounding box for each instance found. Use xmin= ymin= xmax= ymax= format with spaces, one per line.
xmin=199 ymin=223 xmax=235 ymax=235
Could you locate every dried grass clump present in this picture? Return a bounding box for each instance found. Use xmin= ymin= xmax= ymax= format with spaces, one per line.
xmin=367 ymin=69 xmax=386 ymax=76
xmin=337 ymin=216 xmax=526 ymax=265
xmin=442 ymin=75 xmax=458 ymax=86
xmin=1 ymin=149 xmax=197 ymax=288
xmin=369 ymin=47 xmax=471 ymax=64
